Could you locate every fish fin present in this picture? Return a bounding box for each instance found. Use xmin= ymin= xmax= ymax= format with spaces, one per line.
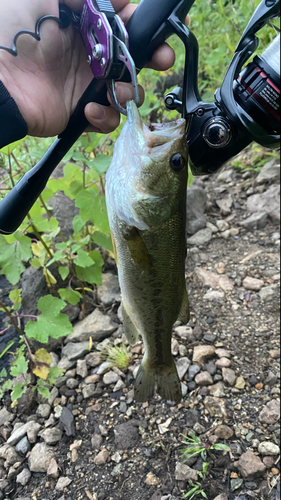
xmin=177 ymin=286 xmax=190 ymax=324
xmin=111 ymin=235 xmax=118 ymax=267
xmin=156 ymin=361 xmax=182 ymax=403
xmin=122 ymin=304 xmax=140 ymax=346
xmin=134 ymin=360 xmax=182 ymax=403
xmin=123 ymin=226 xmax=150 ymax=269
xmin=134 ymin=363 xmax=156 ymax=403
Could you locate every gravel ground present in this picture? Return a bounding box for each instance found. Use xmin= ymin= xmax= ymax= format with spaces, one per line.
xmin=0 ymin=157 xmax=280 ymax=500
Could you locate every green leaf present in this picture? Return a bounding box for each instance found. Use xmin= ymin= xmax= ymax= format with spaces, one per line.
xmin=10 ymin=356 xmax=28 ymax=377
xmin=75 ymin=192 xmax=110 ymax=234
xmin=73 ymin=215 xmax=85 ymax=234
xmin=1 ymin=138 xmax=25 ymax=155
xmin=47 ymin=366 xmax=64 ymax=384
xmin=91 ymin=154 xmax=111 ymax=174
xmin=25 ymin=295 xmax=72 ymax=343
xmin=58 ymin=266 xmax=70 ymax=281
xmin=76 ymin=250 xmax=103 ymax=286
xmin=9 ymin=288 xmax=22 ymax=310
xmin=11 ymin=383 xmax=27 ymax=401
xmin=92 ymin=231 xmax=113 ymax=253
xmin=74 ymin=249 xmax=95 ymax=268
xmin=0 ymin=341 xmax=15 ymax=359
xmin=0 ymin=368 xmax=7 ymax=378
xmin=213 ymin=443 xmax=231 ymax=451
xmin=58 ymin=288 xmax=82 ymax=306
xmin=37 ymin=385 xmax=51 ymax=399
xmin=0 ymin=232 xmax=32 ymax=285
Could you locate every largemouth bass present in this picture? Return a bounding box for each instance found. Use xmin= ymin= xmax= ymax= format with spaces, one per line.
xmin=105 ymin=101 xmax=189 ymax=403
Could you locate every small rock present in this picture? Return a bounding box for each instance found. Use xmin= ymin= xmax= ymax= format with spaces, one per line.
xmin=97 ymin=273 xmax=121 ymax=306
xmin=97 ymin=361 xmax=114 ymax=375
xmin=82 ymin=384 xmax=96 ymax=399
xmin=239 ymin=212 xmax=268 ymax=230
xmin=237 ymin=450 xmax=266 ymax=480
xmin=41 ymin=427 xmax=63 ymax=445
xmin=256 ymin=159 xmax=280 ymax=184
xmin=203 ymin=290 xmax=225 ymax=301
xmin=243 ymin=276 xmax=264 ymax=291
xmin=174 ymin=325 xmax=194 ymax=340
xmin=208 ymin=382 xmax=225 ymax=398
xmin=213 ymin=495 xmax=228 ymax=500
xmin=193 ymin=422 xmax=206 ymax=435
xmin=176 ymin=357 xmax=191 ymax=380
xmin=47 ymin=457 xmax=60 ymax=479
xmin=103 ymin=371 xmax=120 ymax=385
xmin=56 ymin=477 xmax=72 ymax=490
xmin=247 ymin=185 xmax=280 ymax=221
xmin=204 ymin=396 xmax=227 ymax=418
xmin=0 ymin=408 xmax=15 ymax=427
xmin=186 ymin=228 xmax=212 ymax=246
xmin=61 ymin=341 xmax=90 ymax=361
xmin=94 ymin=450 xmax=110 ymax=465
xmin=16 ymin=468 xmax=31 ymax=486
xmin=193 ymin=345 xmax=216 ymax=365
xmin=85 ymin=352 xmax=103 ymax=367
xmin=27 ymin=422 xmax=41 ymax=444
xmin=60 ymin=407 xmax=75 ymax=436
xmin=216 ymin=220 xmax=229 ymax=232
xmin=66 ymin=378 xmax=79 ymax=389
xmin=206 ymin=221 xmax=219 ymax=233
xmin=185 ymin=410 xmax=200 ymax=427
xmin=215 ymin=357 xmax=231 ymax=368
xmin=214 ymin=425 xmax=233 ymax=440
xmin=269 ymin=349 xmax=280 ymax=359
xmin=91 ymin=435 xmax=103 ymax=450
xmin=221 ymin=229 xmax=230 ymax=239
xmin=259 ymin=285 xmax=278 ymax=302
xmin=0 ymin=444 xmax=21 ymax=466
xmin=216 ymin=197 xmax=233 ymax=216
xmin=258 ymin=442 xmax=280 ymax=455
xmin=36 ymin=403 xmax=52 ymax=419
xmin=65 ymin=308 xmax=118 ymax=343
xmin=222 ymin=368 xmax=237 ymax=386
xmin=76 ymin=359 xmax=88 ymax=378
xmin=175 ymin=462 xmax=198 ymax=482
xmin=28 ymin=443 xmax=55 ymax=472
xmin=171 ymin=338 xmax=179 ymax=356
xmin=111 ymin=452 xmax=122 ymax=463
xmin=230 ymin=227 xmax=239 ymax=237
xmin=195 ymin=371 xmax=213 ymax=386
xmin=15 ymin=436 xmax=31 ymax=455
xmin=145 ymin=472 xmax=160 ymax=486
xmin=48 ymin=387 xmax=59 ymax=407
xmin=231 ymin=478 xmax=244 ymax=491
xmin=259 ymin=400 xmax=280 ymax=424
xmin=263 ymin=456 xmax=275 ymax=469
xmin=85 ymin=374 xmax=100 ymax=384
xmin=114 ymin=421 xmax=141 ymax=450
xmin=7 ymin=422 xmax=33 ymax=446
xmin=215 ymin=348 xmax=231 ymax=358
xmin=188 ymin=364 xmax=201 ymax=380
xmin=235 ymin=376 xmax=246 ymax=389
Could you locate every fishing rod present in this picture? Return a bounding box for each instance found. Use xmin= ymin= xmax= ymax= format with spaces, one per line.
xmin=0 ymin=0 xmax=280 ymax=235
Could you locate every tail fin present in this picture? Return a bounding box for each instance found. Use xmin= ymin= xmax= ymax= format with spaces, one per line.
xmin=134 ymin=360 xmax=182 ymax=403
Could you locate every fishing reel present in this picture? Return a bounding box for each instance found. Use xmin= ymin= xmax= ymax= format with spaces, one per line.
xmin=165 ymin=0 xmax=280 ymax=175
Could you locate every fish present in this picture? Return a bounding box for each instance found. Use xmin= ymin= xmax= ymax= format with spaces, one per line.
xmin=105 ymin=100 xmax=189 ymax=403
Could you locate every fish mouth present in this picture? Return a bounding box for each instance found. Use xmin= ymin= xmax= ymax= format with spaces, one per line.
xmin=127 ymin=100 xmax=186 ymax=147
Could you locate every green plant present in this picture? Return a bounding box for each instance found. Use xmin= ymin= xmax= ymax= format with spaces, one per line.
xmin=100 ymin=343 xmax=131 ymax=371
xmin=184 ymin=461 xmax=209 ymax=499
xmin=181 ymin=433 xmax=231 ymax=500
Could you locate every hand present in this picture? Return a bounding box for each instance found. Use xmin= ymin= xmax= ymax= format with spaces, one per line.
xmin=0 ymin=0 xmax=189 ymax=137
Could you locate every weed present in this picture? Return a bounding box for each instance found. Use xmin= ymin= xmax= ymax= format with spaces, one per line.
xmin=100 ymin=343 xmax=131 ymax=371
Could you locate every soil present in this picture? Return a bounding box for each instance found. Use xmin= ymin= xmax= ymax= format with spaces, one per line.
xmin=0 ymin=158 xmax=280 ymax=500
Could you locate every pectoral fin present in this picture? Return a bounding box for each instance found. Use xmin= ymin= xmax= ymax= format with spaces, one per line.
xmin=122 ymin=304 xmax=140 ymax=346
xmin=123 ymin=226 xmax=150 ymax=269
xmin=177 ymin=286 xmax=190 ymax=324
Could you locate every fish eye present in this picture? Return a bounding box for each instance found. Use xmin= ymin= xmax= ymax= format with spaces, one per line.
xmin=170 ymin=154 xmax=185 ymax=172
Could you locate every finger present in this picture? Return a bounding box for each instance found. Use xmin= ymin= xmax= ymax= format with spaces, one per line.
xmin=108 ymin=83 xmax=145 ymax=107
xmin=84 ymin=82 xmax=144 ymax=134
xmin=146 ymin=43 xmax=175 ymax=71
xmin=85 ymin=103 xmax=120 ymax=134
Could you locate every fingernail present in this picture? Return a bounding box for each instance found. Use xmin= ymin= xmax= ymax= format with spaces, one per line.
xmin=89 ymin=103 xmax=106 ymax=121
xmin=115 ymin=83 xmax=133 ymax=103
